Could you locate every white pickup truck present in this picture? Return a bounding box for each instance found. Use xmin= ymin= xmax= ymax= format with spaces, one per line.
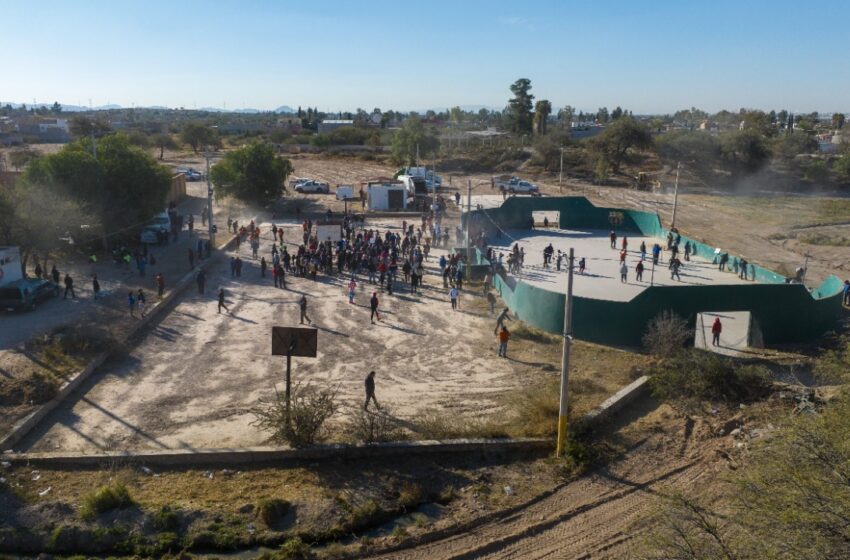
xmin=293 ymin=179 xmax=330 ymax=194
xmin=493 ymin=175 xmax=539 ymax=195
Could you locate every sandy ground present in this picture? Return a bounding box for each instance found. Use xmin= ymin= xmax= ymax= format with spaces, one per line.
xmin=490 ymin=228 xmax=755 ymax=302
xmin=20 ymin=220 xmax=532 ymax=453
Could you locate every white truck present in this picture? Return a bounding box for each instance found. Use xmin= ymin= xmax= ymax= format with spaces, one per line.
xmin=492 ymin=175 xmax=540 ymax=195
xmin=400 ymin=166 xmax=441 ymax=192
xmin=293 ymin=179 xmax=330 ymax=194
xmin=0 ymin=246 xmax=23 ymax=286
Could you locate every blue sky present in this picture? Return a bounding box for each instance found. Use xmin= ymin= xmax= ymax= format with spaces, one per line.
xmin=2 ymin=0 xmax=848 ymax=114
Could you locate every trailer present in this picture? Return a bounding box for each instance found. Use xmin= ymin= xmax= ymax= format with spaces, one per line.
xmin=0 ymin=246 xmax=23 ymax=287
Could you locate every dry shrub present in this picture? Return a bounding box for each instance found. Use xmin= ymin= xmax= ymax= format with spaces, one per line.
xmin=643 ymin=310 xmax=691 ymax=357
xmin=415 ymin=412 xmax=509 ymax=440
xmin=251 ymin=383 xmax=338 ymax=448
xmin=505 ymin=375 xmax=560 ymax=437
xmin=344 ymin=407 xmax=408 ymax=444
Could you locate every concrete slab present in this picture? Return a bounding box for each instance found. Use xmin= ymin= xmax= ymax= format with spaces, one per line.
xmin=488 ymin=228 xmax=760 ymax=302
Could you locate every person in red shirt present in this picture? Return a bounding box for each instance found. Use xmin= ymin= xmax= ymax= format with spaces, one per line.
xmin=498 ymin=326 xmax=510 ymax=358
xmin=711 ymin=317 xmax=722 ymax=346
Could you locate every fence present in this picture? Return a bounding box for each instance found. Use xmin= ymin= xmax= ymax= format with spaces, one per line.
xmin=469 ymin=196 xmax=844 ymax=347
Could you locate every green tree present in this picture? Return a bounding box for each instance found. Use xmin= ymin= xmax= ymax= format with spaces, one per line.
xmin=51 ymin=101 xmax=62 ymax=114
xmin=835 ymin=153 xmax=850 ymax=181
xmin=180 ymin=122 xmax=219 ymax=152
xmin=720 ymin=129 xmax=770 ymax=172
xmin=69 ymin=116 xmax=111 ymax=139
xmin=559 ymin=105 xmax=574 ymax=127
xmin=507 ymin=78 xmax=534 ymax=134
xmin=590 ymin=117 xmax=653 ymax=172
xmin=0 ymin=181 xmax=97 ymax=276
xmin=210 ymin=143 xmax=293 ymax=206
xmin=449 ymin=106 xmax=464 ymax=125
xmin=772 ymin=131 xmax=818 ymax=160
xmin=390 ymin=116 xmax=440 ymax=165
xmin=153 ymin=133 xmax=178 ymax=160
xmin=596 ymin=107 xmax=609 ymax=123
xmin=533 ymin=99 xmax=552 ymax=135
xmin=611 ymin=106 xmax=624 ymax=120
xmin=833 ymin=112 xmax=846 ymax=129
xmin=25 ymin=135 xmax=171 ymax=245
xmin=656 ymin=130 xmax=721 ymax=168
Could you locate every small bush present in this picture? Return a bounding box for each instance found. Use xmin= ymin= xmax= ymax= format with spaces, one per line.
xmin=151 ymin=505 xmax=179 ymax=531
xmin=80 ymin=481 xmax=135 ymax=520
xmin=348 ymin=500 xmax=383 ymax=529
xmin=648 ymin=349 xmax=771 ymax=403
xmin=415 ymin=412 xmax=509 ymax=440
xmin=643 ymin=310 xmax=691 ymax=357
xmin=436 ymin=486 xmax=456 ymax=505
xmin=391 ymin=525 xmax=408 ymax=539
xmin=251 ymin=383 xmax=338 ymax=448
xmin=276 ymin=536 xmax=314 ymax=559
xmin=412 ymin=512 xmax=429 ymax=528
xmin=344 ymin=407 xmax=407 ymax=444
xmin=397 ymin=482 xmax=423 ymax=510
xmin=257 ymin=497 xmax=290 ymax=527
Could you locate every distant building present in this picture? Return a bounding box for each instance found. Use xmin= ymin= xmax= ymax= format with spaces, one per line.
xmin=318 ymin=119 xmax=354 ymax=134
xmin=14 ymin=116 xmax=70 ymax=142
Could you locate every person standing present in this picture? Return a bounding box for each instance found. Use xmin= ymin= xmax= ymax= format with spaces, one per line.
xmin=711 ymin=317 xmax=722 ymax=346
xmin=196 ymin=269 xmax=206 ymax=295
xmin=620 ymin=262 xmax=628 ymax=283
xmin=449 ymin=286 xmax=459 ymax=310
xmin=63 ymin=273 xmax=76 ymax=299
xmin=635 ymin=261 xmax=644 ymax=282
xmin=218 ymin=288 xmax=229 ymax=314
xmin=739 ymin=258 xmax=749 ymax=280
xmin=235 ymin=257 xmax=243 ymax=278
xmin=348 ymin=278 xmax=357 ymax=304
xmin=155 ymin=273 xmax=165 ymax=300
xmin=844 ymin=280 xmax=850 ymax=306
xmin=188 ymin=248 xmax=195 ymax=270
xmin=498 ymin=325 xmax=510 ymax=358
xmin=486 ymin=291 xmax=496 ymax=314
xmin=364 ymin=371 xmax=380 ymax=411
xmin=260 ymin=256 xmax=267 ymax=278
xmin=578 ymin=257 xmax=586 ymax=274
xmin=670 ymin=258 xmax=682 ymax=281
xmin=494 ymin=307 xmax=512 ymax=334
xmin=51 ymin=265 xmax=60 ymax=284
xmin=609 ymin=230 xmax=617 ymax=249
xmin=128 ymin=290 xmax=136 ymax=318
xmin=92 ymin=275 xmax=101 ymax=299
xmin=369 ymin=292 xmax=380 ymax=324
xmin=300 ymin=294 xmax=312 ymax=325
xmin=639 ymin=241 xmax=647 ymax=261
xmin=137 ymin=289 xmax=146 ymax=318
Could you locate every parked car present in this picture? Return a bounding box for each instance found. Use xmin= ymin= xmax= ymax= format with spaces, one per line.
xmin=294 ymin=180 xmax=330 ymax=194
xmin=0 ymin=278 xmax=59 ymax=312
xmin=493 ymin=175 xmax=539 ymax=194
xmin=140 ymin=211 xmax=172 ymax=244
xmin=288 ymin=177 xmax=310 ymax=189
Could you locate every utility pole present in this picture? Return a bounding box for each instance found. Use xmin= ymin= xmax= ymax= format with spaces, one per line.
xmin=556 ymin=248 xmax=575 ymax=457
xmin=559 ymin=147 xmax=564 ymax=193
xmin=466 ymin=179 xmax=472 ymax=280
xmin=205 ymin=154 xmax=215 ymax=247
xmin=671 ymin=162 xmax=681 ymax=228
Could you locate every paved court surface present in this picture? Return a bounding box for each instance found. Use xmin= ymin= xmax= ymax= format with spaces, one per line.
xmin=489 ymin=228 xmax=758 ymax=302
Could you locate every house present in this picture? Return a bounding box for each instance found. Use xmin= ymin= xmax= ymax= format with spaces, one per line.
xmin=14 ymin=117 xmax=71 ymax=142
xmin=318 ymin=119 xmax=354 ymax=134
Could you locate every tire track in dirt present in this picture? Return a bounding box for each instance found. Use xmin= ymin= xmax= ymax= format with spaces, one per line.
xmin=367 ymin=426 xmax=719 ymax=560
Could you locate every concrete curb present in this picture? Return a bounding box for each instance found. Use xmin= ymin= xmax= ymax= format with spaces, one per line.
xmin=3 ymin=438 xmax=552 ymax=467
xmin=583 ymin=375 xmax=650 ymax=425
xmin=1 ymin=376 xmax=652 ymax=466
xmin=0 ymin=232 xmax=240 ymax=452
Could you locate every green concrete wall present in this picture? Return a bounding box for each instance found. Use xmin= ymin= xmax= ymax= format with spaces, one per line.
xmin=470 ymin=197 xmax=844 ymax=347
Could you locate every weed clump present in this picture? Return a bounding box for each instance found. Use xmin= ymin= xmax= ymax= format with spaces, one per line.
xmin=80 ymin=481 xmax=135 ymax=520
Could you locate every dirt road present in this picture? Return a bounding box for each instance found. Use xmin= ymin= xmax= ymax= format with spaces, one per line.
xmin=366 ymin=412 xmax=720 ymax=560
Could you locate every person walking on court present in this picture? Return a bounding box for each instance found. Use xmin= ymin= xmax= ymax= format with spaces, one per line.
xmin=364 ymin=371 xmax=380 ymax=411
xmin=450 ymin=286 xmax=459 ymax=310
xmin=670 ymin=258 xmax=682 ymax=281
xmin=155 ymin=272 xmax=165 ymax=300
xmin=620 ymin=262 xmax=628 ymax=283
xmin=369 ymin=292 xmax=380 ymax=323
xmin=635 ymin=261 xmax=644 ymax=282
xmin=498 ymin=325 xmax=510 ymax=358
xmin=63 ymin=273 xmax=76 ymax=299
xmin=137 ymin=289 xmax=147 ymax=318
xmin=609 ymin=230 xmax=617 ymax=249
xmin=300 ymin=294 xmax=312 ymax=325
xmin=711 ymin=317 xmax=722 ymax=346
xmin=128 ymin=291 xmax=136 ymax=317
xmin=218 ymin=288 xmax=229 ymax=314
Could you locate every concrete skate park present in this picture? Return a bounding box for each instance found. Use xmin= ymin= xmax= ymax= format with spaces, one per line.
xmin=466 ymin=196 xmax=845 ymax=348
